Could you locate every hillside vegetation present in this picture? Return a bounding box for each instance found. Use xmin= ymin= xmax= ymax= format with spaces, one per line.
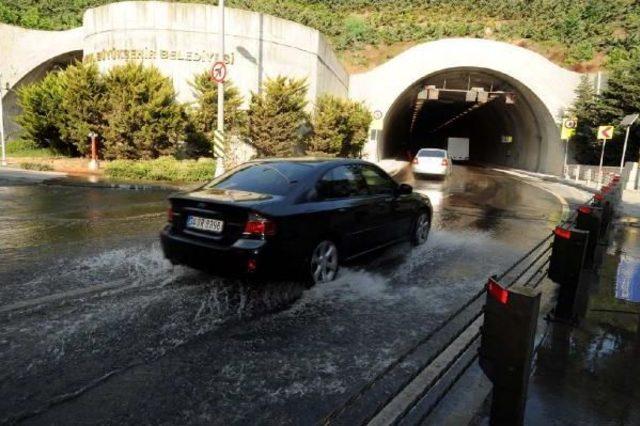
xmin=1 ymin=0 xmax=639 ymax=71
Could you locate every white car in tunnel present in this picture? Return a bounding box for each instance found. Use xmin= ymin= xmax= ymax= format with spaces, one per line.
xmin=412 ymin=148 xmax=452 ymax=177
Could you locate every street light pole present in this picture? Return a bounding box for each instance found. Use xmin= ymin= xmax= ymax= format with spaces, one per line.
xmin=619 ymin=114 xmax=639 ymax=173
xmin=215 ymin=0 xmax=226 ymax=177
xmin=0 ymin=74 xmax=7 ymax=167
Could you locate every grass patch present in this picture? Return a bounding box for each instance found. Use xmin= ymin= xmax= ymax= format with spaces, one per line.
xmin=19 ymin=162 xmax=54 ymax=171
xmin=104 ymin=157 xmax=216 ymax=183
xmin=6 ymin=140 xmax=61 ymax=158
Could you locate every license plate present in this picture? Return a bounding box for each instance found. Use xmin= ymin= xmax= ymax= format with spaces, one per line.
xmin=186 ymin=215 xmax=224 ymax=233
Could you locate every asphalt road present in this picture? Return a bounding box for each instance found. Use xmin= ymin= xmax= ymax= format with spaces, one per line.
xmin=0 ymin=165 xmax=563 ymax=424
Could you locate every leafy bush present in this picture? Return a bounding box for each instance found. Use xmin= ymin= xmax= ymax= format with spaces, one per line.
xmin=308 ymin=95 xmax=372 ymax=157
xmin=6 ymin=139 xmax=58 ymax=157
xmin=16 ymin=71 xmax=71 ymax=154
xmin=60 ymin=61 xmax=107 ymax=156
xmin=104 ymin=157 xmax=216 ymax=182
xmin=19 ymin=162 xmax=54 ymax=171
xmin=101 ymin=63 xmax=186 ymax=160
xmin=187 ymin=72 xmax=247 ymax=157
xmin=244 ymin=76 xmax=310 ymax=157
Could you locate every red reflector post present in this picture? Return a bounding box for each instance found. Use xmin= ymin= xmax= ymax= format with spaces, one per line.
xmin=487 ymin=278 xmax=509 ymax=304
xmin=554 ymin=226 xmax=572 ymax=240
xmin=578 ymin=206 xmax=592 ymax=215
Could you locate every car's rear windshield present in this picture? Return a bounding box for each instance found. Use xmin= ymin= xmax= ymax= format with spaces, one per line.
xmin=418 ymin=149 xmax=446 ymax=158
xmin=204 ymin=162 xmax=312 ymax=195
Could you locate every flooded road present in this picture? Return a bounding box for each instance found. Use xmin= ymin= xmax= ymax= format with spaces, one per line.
xmin=0 ymin=166 xmax=563 ymax=424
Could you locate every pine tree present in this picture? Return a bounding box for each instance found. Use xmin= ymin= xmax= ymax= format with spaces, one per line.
xmin=244 ymin=76 xmax=310 ymax=157
xmin=101 ymin=63 xmax=186 ymax=160
xmin=59 ymin=60 xmax=107 ymax=156
xmin=569 ymin=75 xmax=604 ymax=164
xmin=308 ymin=94 xmax=372 ymax=157
xmin=187 ymin=71 xmax=246 ymax=157
xmin=16 ymin=70 xmax=69 ymax=153
xmin=598 ymin=52 xmax=640 ymax=164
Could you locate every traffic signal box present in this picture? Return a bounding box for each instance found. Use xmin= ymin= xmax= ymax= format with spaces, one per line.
xmin=479 ymin=278 xmax=541 ymax=426
xmin=575 ymin=205 xmax=602 ymax=269
xmin=548 ymin=226 xmax=589 ymax=321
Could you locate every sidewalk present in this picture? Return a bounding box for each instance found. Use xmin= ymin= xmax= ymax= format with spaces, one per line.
xmin=524 ymin=202 xmax=640 ymax=424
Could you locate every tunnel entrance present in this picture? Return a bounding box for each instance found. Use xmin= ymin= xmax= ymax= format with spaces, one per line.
xmin=381 ymin=68 xmax=560 ymax=172
xmin=3 ymin=51 xmax=83 ymax=142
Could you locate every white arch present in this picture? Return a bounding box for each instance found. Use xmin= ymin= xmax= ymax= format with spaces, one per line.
xmin=349 ymin=38 xmax=583 ymax=172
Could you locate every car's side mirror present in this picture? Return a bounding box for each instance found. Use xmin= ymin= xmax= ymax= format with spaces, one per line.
xmin=397 ymin=183 xmax=413 ymax=195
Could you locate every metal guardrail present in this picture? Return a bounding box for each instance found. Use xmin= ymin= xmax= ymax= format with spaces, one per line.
xmin=322 ymin=174 xmax=623 ymax=426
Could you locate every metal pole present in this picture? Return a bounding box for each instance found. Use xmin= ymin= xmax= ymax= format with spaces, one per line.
xmin=0 ymin=74 xmax=7 ymax=167
xmin=562 ymin=139 xmax=568 ymax=177
xmin=598 ymin=139 xmax=606 ymax=181
xmin=620 ymin=125 xmax=631 ymax=173
xmin=215 ymin=0 xmax=226 ymax=177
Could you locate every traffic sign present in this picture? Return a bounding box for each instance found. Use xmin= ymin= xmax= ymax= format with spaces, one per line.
xmin=372 ymin=110 xmax=383 ymax=120
xmin=597 ymin=125 xmax=614 ymax=140
xmin=210 ymin=61 xmax=227 ymax=83
xmin=561 ymin=117 xmax=577 ymax=140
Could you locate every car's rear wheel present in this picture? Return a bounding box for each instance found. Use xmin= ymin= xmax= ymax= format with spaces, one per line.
xmin=411 ymin=212 xmax=430 ymax=245
xmin=309 ymin=240 xmax=339 ymax=284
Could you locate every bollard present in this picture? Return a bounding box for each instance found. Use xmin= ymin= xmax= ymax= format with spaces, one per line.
xmin=479 ymin=278 xmax=540 ymax=426
xmin=575 ymin=205 xmax=602 ymax=269
xmin=548 ymin=226 xmax=589 ymax=321
xmin=593 ymin=193 xmax=612 ymax=238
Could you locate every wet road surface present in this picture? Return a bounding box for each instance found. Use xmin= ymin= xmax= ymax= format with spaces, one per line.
xmin=0 ymin=165 xmax=564 ymax=424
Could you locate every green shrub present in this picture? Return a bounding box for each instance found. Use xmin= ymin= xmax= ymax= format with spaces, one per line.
xmin=308 ymin=95 xmax=372 ymax=157
xmin=19 ymin=162 xmax=54 ymax=171
xmin=101 ymin=63 xmax=187 ymax=160
xmin=16 ymin=71 xmax=71 ymax=154
xmin=104 ymin=157 xmax=216 ymax=182
xmin=244 ymin=76 xmax=310 ymax=157
xmin=187 ymin=72 xmax=247 ymax=157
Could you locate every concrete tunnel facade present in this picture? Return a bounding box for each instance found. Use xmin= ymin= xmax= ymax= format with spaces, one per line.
xmin=349 ymin=38 xmax=583 ymax=174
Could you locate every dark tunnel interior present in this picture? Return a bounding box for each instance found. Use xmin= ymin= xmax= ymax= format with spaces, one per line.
xmin=381 ymin=68 xmax=560 ymax=172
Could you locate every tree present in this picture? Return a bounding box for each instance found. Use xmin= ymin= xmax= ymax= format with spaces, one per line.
xmin=101 ymin=63 xmax=186 ymax=160
xmin=187 ymin=71 xmax=246 ymax=157
xmin=598 ymin=50 xmax=640 ymax=164
xmin=244 ymin=76 xmax=310 ymax=157
xmin=59 ymin=60 xmax=107 ymax=155
xmin=16 ymin=70 xmax=70 ymax=154
xmin=308 ymin=94 xmax=372 ymax=157
xmin=569 ymin=75 xmax=604 ymax=164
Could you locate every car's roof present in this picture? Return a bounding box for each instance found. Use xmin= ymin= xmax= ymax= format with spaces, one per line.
xmin=248 ymin=157 xmax=371 ymax=170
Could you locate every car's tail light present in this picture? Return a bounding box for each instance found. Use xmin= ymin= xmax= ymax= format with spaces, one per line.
xmin=412 ymin=156 xmax=418 ymax=164
xmin=441 ymin=158 xmax=449 ymax=166
xmin=167 ymin=207 xmax=174 ymax=223
xmin=243 ymin=213 xmax=276 ymax=237
xmin=247 ymin=258 xmax=257 ymax=272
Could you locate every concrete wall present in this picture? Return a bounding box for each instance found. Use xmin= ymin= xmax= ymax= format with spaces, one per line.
xmin=350 ymin=38 xmax=583 ymax=173
xmin=82 ymin=1 xmax=349 ymax=105
xmin=0 ymin=23 xmax=83 ymax=140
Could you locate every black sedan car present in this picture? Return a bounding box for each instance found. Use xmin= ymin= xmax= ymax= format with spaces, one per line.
xmin=160 ymin=158 xmax=432 ymax=284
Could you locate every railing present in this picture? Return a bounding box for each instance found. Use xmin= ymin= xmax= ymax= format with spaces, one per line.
xmin=321 ymin=174 xmax=623 ymax=426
